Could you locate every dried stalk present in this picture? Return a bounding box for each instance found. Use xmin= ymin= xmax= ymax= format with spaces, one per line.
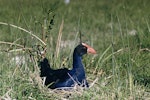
xmin=0 ymin=22 xmax=46 ymax=46
xmin=55 ymin=20 xmax=64 ymax=58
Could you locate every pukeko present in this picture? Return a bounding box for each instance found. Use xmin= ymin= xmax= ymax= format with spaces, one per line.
xmin=39 ymin=43 xmax=96 ymax=89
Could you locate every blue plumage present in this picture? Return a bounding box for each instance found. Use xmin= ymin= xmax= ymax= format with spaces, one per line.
xmin=39 ymin=43 xmax=96 ymax=89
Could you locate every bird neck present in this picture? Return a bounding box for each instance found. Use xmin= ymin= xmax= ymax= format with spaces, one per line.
xmin=73 ymin=52 xmax=84 ymax=69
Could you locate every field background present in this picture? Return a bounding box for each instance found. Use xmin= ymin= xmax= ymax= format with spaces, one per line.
xmin=0 ymin=0 xmax=150 ymax=99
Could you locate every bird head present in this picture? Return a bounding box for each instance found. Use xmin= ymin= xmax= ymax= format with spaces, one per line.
xmin=75 ymin=43 xmax=96 ymax=56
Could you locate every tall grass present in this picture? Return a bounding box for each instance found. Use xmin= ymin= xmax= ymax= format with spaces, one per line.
xmin=0 ymin=0 xmax=150 ymax=99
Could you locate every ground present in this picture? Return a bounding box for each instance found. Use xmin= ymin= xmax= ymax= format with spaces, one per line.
xmin=0 ymin=0 xmax=150 ymax=99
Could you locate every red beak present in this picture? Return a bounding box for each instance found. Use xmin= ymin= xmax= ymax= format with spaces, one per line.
xmin=82 ymin=43 xmax=96 ymax=54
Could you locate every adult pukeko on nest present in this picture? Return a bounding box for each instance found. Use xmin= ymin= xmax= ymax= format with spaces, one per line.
xmin=39 ymin=43 xmax=96 ymax=89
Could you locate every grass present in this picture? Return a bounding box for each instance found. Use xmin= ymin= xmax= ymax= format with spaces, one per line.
xmin=0 ymin=0 xmax=150 ymax=99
